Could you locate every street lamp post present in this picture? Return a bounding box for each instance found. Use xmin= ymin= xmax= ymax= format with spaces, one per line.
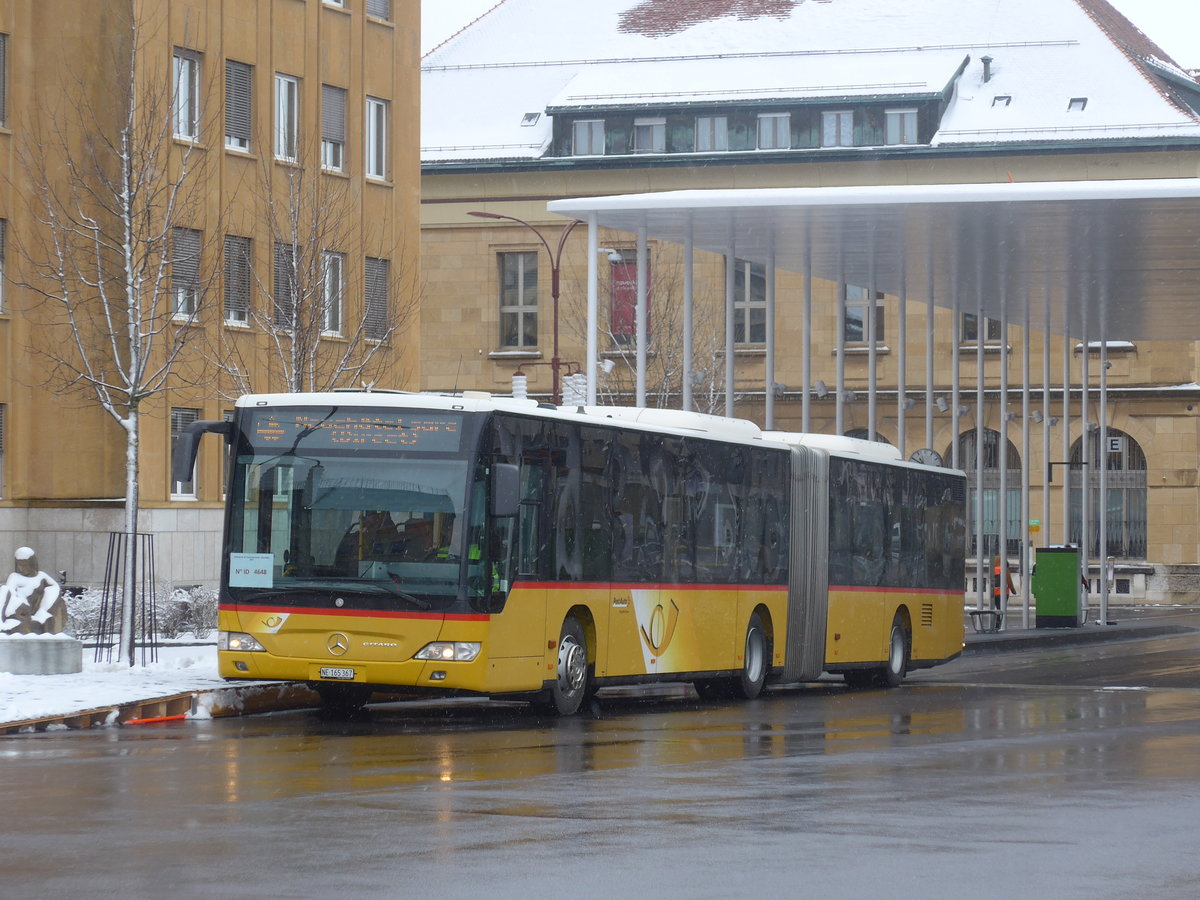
xmin=468 ymin=210 xmax=580 ymax=405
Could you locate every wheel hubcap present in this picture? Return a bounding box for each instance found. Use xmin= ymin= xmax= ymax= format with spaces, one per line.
xmin=890 ymin=629 xmax=905 ymax=674
xmin=745 ymin=628 xmax=764 ymax=682
xmin=558 ymin=637 xmax=587 ymax=693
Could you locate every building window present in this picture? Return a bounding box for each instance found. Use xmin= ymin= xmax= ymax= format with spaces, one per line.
xmin=224 ymin=235 xmax=251 ymax=324
xmin=0 ymin=403 xmax=5 ymax=498
xmin=499 ymin=251 xmax=538 ymax=348
xmin=1068 ymin=97 xmax=1088 ymax=112
xmin=173 ymin=49 xmax=201 ymax=141
xmin=952 ymin=428 xmax=1023 ymax=559
xmin=274 ymin=73 xmax=299 ymax=162
xmin=0 ymin=34 xmax=7 ymax=128
xmin=885 ymin=108 xmax=918 ymax=145
xmin=366 ymin=0 xmax=392 ymax=20
xmin=822 ymin=110 xmax=853 ymax=147
xmin=322 ymin=251 xmax=344 ymax=334
xmin=0 ymin=218 xmax=5 ymax=313
xmin=573 ymin=120 xmax=604 ymax=156
xmin=365 ymin=96 xmax=388 ymax=179
xmin=1070 ymin=430 xmax=1147 ymax=559
xmin=171 ymin=408 xmax=200 ymax=497
xmin=320 ymin=84 xmax=346 ymax=171
xmin=273 ymin=242 xmax=296 ymax=327
xmin=171 ymin=227 xmax=202 ymax=318
xmin=960 ymin=312 xmax=1002 ymax=343
xmin=632 ymin=117 xmax=665 ymax=154
xmin=844 ymin=284 xmax=884 ymax=344
xmin=225 ymin=60 xmax=252 ymax=151
xmin=696 ymin=115 xmax=728 ymax=152
xmin=364 ymin=256 xmax=389 ymax=341
xmin=610 ymin=254 xmax=649 ymax=347
xmin=732 ymin=258 xmax=766 ymax=344
xmin=757 ymin=113 xmax=790 ymax=150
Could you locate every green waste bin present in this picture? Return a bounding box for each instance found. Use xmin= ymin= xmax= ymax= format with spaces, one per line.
xmin=1032 ymin=546 xmax=1081 ymax=628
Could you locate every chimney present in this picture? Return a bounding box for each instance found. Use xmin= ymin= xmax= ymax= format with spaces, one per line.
xmin=981 ymin=55 xmax=994 ymax=83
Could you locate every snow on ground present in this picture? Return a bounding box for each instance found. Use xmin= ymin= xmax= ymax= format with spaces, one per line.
xmin=0 ymin=642 xmax=225 ymax=725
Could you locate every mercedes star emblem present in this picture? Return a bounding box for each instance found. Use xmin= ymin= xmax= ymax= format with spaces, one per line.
xmin=326 ymin=632 xmax=350 ymax=656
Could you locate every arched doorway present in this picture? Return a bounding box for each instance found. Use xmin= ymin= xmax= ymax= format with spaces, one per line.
xmin=948 ymin=428 xmax=1022 ymax=559
xmin=1069 ymin=429 xmax=1147 ymax=559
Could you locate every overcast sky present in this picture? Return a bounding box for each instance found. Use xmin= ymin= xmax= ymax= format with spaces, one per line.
xmin=421 ymin=0 xmax=1200 ymax=67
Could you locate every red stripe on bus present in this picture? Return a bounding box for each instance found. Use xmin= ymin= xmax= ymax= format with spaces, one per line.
xmin=508 ymin=581 xmax=786 ymax=592
xmin=828 ymin=585 xmax=962 ymax=595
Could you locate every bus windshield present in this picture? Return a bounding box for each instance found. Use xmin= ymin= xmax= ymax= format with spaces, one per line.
xmin=226 ymin=406 xmax=483 ymax=611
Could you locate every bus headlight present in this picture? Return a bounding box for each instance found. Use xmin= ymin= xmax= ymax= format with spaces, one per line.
xmin=414 ymin=641 xmax=480 ymax=662
xmin=219 ymin=631 xmax=266 ymax=652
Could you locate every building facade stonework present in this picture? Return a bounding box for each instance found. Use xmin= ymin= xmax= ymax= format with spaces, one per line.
xmin=0 ymin=0 xmax=421 ymax=588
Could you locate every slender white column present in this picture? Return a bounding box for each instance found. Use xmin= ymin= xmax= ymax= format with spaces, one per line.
xmin=765 ymin=245 xmax=777 ymax=429
xmin=725 ymin=245 xmax=736 ymax=417
xmin=586 ymin=214 xmax=598 ymax=405
xmin=635 ymin=226 xmax=648 ymax=407
xmin=682 ymin=221 xmax=694 ymax=412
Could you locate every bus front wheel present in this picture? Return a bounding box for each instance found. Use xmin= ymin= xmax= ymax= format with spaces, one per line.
xmin=549 ymin=616 xmax=590 ymax=716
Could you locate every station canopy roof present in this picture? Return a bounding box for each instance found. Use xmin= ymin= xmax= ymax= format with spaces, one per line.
xmin=548 ymin=179 xmax=1200 ymax=342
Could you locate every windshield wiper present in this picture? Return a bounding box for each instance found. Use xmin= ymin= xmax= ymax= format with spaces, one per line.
xmin=322 ymin=576 xmax=434 ymax=610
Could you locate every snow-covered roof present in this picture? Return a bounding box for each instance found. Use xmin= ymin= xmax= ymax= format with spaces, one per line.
xmin=422 ymin=0 xmax=1200 ymax=166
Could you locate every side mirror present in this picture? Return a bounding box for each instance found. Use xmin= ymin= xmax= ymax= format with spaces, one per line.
xmin=171 ymin=420 xmax=233 ymax=485
xmin=489 ymin=463 xmax=520 ymax=518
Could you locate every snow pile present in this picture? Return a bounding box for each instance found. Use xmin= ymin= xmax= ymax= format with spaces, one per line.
xmin=0 ymin=644 xmax=224 ymax=725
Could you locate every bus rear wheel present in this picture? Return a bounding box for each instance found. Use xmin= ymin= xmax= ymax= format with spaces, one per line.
xmin=736 ymin=612 xmax=769 ymax=699
xmin=549 ymin=616 xmax=590 ymax=716
xmin=880 ymin=616 xmax=910 ymax=687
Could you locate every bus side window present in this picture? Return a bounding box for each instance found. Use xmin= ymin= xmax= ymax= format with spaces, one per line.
xmin=516 ymin=462 xmax=544 ymax=577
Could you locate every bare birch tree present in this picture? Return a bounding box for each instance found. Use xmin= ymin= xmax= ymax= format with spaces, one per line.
xmin=564 ymin=242 xmax=731 ymax=413
xmin=211 ymin=141 xmax=417 ymax=397
xmin=11 ymin=12 xmax=218 ymax=664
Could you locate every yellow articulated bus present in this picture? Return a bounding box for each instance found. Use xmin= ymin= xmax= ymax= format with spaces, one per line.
xmin=175 ymin=390 xmax=965 ymax=715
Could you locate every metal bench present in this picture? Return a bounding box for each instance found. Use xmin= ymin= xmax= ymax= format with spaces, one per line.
xmin=967 ymin=608 xmax=1004 ymax=634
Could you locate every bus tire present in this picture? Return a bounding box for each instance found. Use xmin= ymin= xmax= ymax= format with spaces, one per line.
xmin=550 ymin=616 xmax=590 ymax=716
xmin=736 ymin=612 xmax=769 ymax=700
xmin=880 ymin=616 xmax=910 ymax=688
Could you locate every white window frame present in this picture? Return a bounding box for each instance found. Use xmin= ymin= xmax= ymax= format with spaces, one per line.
xmin=0 ymin=34 xmax=8 ymax=129
xmin=695 ymin=115 xmax=728 ymax=152
xmin=171 ymin=408 xmax=201 ymax=498
xmin=822 ymin=110 xmax=853 ymax=148
xmin=843 ymin=284 xmax=885 ymax=345
xmin=499 ymin=251 xmax=538 ymax=349
xmin=322 ymin=251 xmax=344 ymax=335
xmin=224 ymin=235 xmax=251 ymax=325
xmin=632 ymin=117 xmax=665 ymax=154
xmin=366 ymin=0 xmax=391 ymax=21
xmin=757 ymin=113 xmax=790 ymax=150
xmin=364 ymin=256 xmax=389 ymax=341
xmin=885 ymin=107 xmax=918 ymax=145
xmin=573 ymin=119 xmax=604 ymax=156
xmin=225 ymin=60 xmax=252 ymax=151
xmin=322 ymin=84 xmax=346 ymax=172
xmin=732 ymin=258 xmax=767 ymax=345
xmin=173 ymin=49 xmax=201 ymax=141
xmin=365 ymin=96 xmax=388 ymax=180
xmin=274 ymin=73 xmax=299 ymax=162
xmin=171 ymin=227 xmax=202 ymax=319
xmin=960 ymin=312 xmax=1003 ymax=343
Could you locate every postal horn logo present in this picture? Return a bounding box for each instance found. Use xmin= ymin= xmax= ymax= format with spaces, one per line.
xmin=326 ymin=632 xmax=350 ymax=656
xmin=640 ymin=599 xmax=680 ymax=656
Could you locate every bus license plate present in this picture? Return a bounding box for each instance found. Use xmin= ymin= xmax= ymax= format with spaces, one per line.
xmin=319 ymin=667 xmax=356 ymax=681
